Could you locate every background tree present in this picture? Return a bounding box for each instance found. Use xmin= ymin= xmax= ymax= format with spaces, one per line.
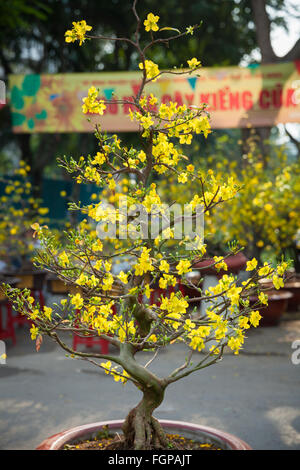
xmin=1 ymin=0 xmax=299 ymax=188
xmin=244 ymin=0 xmax=300 ymax=157
xmin=0 ymin=0 xmax=257 ymax=189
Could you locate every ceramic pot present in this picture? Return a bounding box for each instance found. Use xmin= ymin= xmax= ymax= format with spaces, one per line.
xmin=250 ymin=290 xmax=293 ymax=326
xmin=36 ymin=419 xmax=252 ymax=450
xmin=193 ymin=252 xmax=247 ymax=278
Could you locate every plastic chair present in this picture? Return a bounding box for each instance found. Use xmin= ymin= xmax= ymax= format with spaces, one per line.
xmin=0 ymin=301 xmax=16 ymax=345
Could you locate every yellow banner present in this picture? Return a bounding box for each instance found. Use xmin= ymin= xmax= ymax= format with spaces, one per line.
xmin=8 ymin=61 xmax=300 ymax=133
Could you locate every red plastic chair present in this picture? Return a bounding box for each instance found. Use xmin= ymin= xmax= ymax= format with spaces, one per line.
xmin=0 ymin=301 xmax=16 ymax=345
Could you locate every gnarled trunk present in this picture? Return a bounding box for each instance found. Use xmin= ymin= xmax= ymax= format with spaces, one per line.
xmin=122 ymin=385 xmax=168 ymax=450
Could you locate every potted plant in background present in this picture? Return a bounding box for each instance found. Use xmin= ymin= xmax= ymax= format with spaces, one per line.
xmin=202 ymin=134 xmax=300 ymax=321
xmin=3 ymin=1 xmax=290 ymax=451
xmin=0 ymin=162 xmax=52 ymax=314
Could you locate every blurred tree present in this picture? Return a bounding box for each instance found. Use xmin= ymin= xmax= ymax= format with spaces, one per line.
xmin=0 ymin=0 xmax=299 ymax=188
xmin=243 ymin=0 xmax=300 ymax=158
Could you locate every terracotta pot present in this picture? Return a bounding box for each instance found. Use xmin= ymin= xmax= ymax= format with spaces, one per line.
xmin=285 ymin=280 xmax=300 ymax=312
xmin=193 ymin=253 xmax=247 ymax=278
xmin=250 ymin=290 xmax=293 ymax=326
xmin=36 ymin=419 xmax=251 ymax=450
xmin=258 ymin=277 xmax=300 ymax=312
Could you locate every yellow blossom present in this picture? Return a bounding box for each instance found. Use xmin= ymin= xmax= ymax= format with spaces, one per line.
xmin=65 ymin=20 xmax=92 ymax=46
xmin=246 ymin=258 xmax=258 ymax=271
xmin=30 ymin=324 xmax=39 ymax=340
xmin=144 ymin=13 xmax=159 ymax=32
xmin=71 ymin=293 xmax=84 ymax=309
xmin=176 ymin=259 xmax=191 ymax=275
xmin=187 ymin=58 xmax=201 ymax=68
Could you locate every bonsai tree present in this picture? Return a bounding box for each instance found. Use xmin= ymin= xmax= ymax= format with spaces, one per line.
xmin=3 ymin=1 xmax=290 ymax=450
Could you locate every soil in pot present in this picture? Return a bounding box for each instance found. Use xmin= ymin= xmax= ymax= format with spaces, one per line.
xmin=63 ymin=431 xmax=222 ymax=451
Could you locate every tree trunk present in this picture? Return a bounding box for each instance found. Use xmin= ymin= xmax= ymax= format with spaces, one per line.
xmin=121 ymin=385 xmax=168 ymax=450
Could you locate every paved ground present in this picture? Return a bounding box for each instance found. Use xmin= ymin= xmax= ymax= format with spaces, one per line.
xmin=1 ymin=299 xmax=300 ymax=450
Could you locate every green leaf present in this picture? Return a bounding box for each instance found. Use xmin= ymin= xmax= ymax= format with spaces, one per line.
xmin=22 ymin=75 xmax=41 ymax=97
xmin=159 ymin=27 xmax=181 ymax=34
xmin=11 ymin=86 xmax=24 ymax=110
xmin=11 ymin=112 xmax=26 ymax=126
xmin=35 ymin=109 xmax=47 ymax=120
xmin=27 ymin=118 xmax=35 ymax=129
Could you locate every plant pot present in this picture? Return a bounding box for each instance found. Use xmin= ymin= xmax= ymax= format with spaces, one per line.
xmin=36 ymin=419 xmax=251 ymax=450
xmin=285 ymin=274 xmax=300 ymax=311
xmin=250 ymin=290 xmax=293 ymax=326
xmin=193 ymin=252 xmax=247 ymax=279
xmin=258 ymin=276 xmax=300 ymax=312
xmin=285 ymin=282 xmax=300 ymax=311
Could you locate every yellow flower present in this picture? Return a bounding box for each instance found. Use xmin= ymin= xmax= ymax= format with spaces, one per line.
xmin=258 ymin=263 xmax=272 ymax=277
xmin=250 ymin=310 xmax=262 ymax=327
xmin=272 ymin=275 xmax=284 ymax=290
xmin=144 ymin=284 xmax=152 ymax=299
xmin=82 ymin=86 xmax=106 ymax=115
xmin=159 ymin=260 xmax=170 ymax=273
xmin=264 ymin=203 xmax=273 ymax=212
xmin=103 ymin=274 xmax=114 ymax=291
xmin=71 ymin=293 xmax=84 ymax=309
xmin=213 ymin=256 xmax=228 ymax=272
xmin=101 ymin=361 xmax=112 ymax=374
xmin=134 ymin=247 xmax=154 ymax=276
xmin=118 ymin=271 xmax=128 ymax=284
xmin=239 ymin=316 xmax=250 ymax=330
xmin=187 ymin=58 xmax=201 ymax=69
xmin=176 ymin=259 xmax=192 ymax=275
xmin=38 ymin=207 xmax=49 ymax=215
xmin=227 ymin=335 xmax=243 ymax=355
xmin=258 ymin=292 xmax=268 ymax=305
xmin=184 ymin=319 xmax=196 ymax=330
xmin=59 ymin=251 xmax=69 ymax=267
xmin=144 ymin=13 xmax=159 ymax=32
xmin=178 ymin=173 xmax=188 ymax=183
xmin=139 ymin=60 xmax=160 ymax=82
xmin=246 ymin=258 xmax=258 ymax=271
xmin=29 ymin=309 xmax=39 ymax=320
xmin=43 ymin=306 xmax=53 ymax=321
xmin=277 ymin=262 xmax=288 ymax=276
xmin=65 ymin=20 xmax=92 ymax=46
xmin=187 ymin=164 xmax=194 ymax=172
xmin=92 ymin=152 xmax=106 ymax=165
xmin=30 ymin=324 xmax=39 ymax=340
